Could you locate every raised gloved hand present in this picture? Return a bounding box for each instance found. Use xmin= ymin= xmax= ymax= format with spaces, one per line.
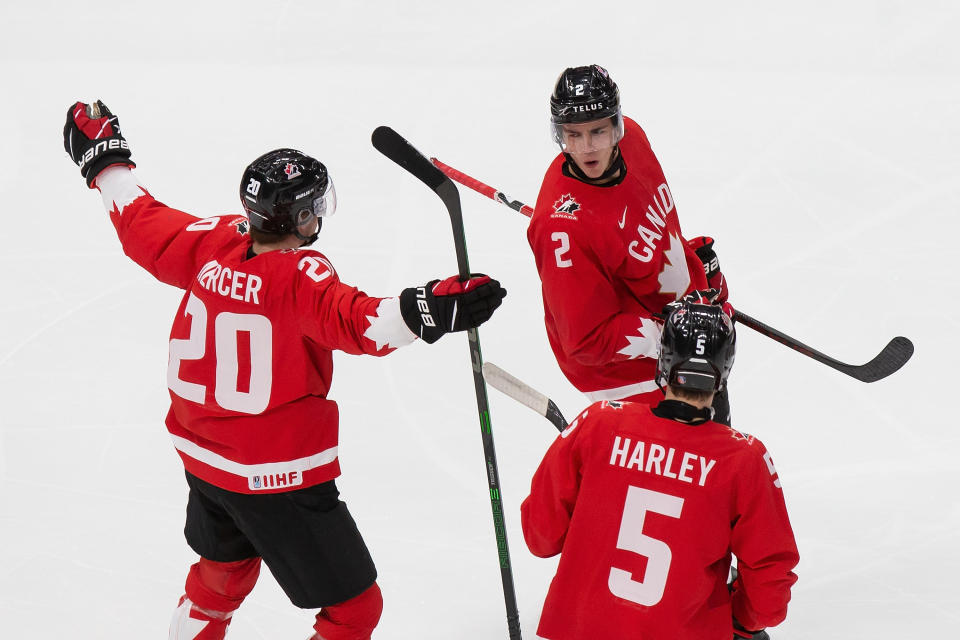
xmin=63 ymin=100 xmax=135 ymax=188
xmin=687 ymin=236 xmax=729 ymax=304
xmin=400 ymin=274 xmax=506 ymax=343
xmin=733 ymin=620 xmax=770 ymax=639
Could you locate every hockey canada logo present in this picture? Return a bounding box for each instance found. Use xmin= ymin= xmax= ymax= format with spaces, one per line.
xmin=601 ymin=400 xmax=624 ymax=410
xmin=552 ymin=194 xmax=580 ymax=219
xmin=234 ymin=219 xmax=249 ymax=235
xmin=727 ymin=427 xmax=755 ymax=445
xmin=284 ymin=163 xmax=302 ymax=180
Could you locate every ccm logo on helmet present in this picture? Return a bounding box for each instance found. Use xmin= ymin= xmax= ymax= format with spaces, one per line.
xmin=78 ymin=139 xmax=129 ymax=170
xmin=415 ymin=287 xmax=436 ymax=327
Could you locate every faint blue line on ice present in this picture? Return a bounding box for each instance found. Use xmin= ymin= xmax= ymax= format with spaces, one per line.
xmin=0 ymin=280 xmax=133 ymax=369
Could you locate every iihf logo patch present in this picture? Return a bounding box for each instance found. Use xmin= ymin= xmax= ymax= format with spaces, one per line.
xmin=284 ymin=163 xmax=302 ymax=180
xmin=552 ymin=194 xmax=580 ymax=219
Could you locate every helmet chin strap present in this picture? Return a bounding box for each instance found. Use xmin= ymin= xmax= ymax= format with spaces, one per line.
xmin=295 ymin=217 xmax=322 ymax=247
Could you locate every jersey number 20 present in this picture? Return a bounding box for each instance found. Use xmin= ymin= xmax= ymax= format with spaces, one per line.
xmin=608 ymin=486 xmax=684 ymax=606
xmin=168 ymin=293 xmax=273 ymax=414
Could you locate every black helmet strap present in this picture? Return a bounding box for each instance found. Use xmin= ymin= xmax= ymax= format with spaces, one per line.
xmin=563 ymin=146 xmax=624 ymax=185
xmin=294 ymin=217 xmax=322 ymax=247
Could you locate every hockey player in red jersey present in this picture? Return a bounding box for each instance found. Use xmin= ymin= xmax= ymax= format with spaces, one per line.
xmin=521 ymin=298 xmax=798 ymax=640
xmin=64 ymin=101 xmax=506 ymax=640
xmin=528 ymin=65 xmax=733 ymax=423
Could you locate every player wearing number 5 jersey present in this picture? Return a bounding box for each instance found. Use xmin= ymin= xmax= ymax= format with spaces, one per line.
xmin=521 ymin=300 xmax=798 ymax=640
xmin=528 ymin=65 xmax=736 ymax=424
xmin=64 ymin=101 xmax=506 ymax=640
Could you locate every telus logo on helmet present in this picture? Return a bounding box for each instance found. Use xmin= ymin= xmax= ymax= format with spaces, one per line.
xmin=79 ymin=139 xmax=129 ymax=169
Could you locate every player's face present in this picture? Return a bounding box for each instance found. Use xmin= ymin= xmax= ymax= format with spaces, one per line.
xmin=561 ymin=119 xmax=618 ymax=179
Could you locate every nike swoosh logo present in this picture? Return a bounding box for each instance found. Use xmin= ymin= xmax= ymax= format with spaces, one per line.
xmin=618 ymin=206 xmax=627 ymax=229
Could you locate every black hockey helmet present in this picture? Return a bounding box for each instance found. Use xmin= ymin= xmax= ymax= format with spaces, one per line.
xmin=239 ymin=148 xmax=336 ymax=242
xmin=657 ymin=302 xmax=737 ymax=392
xmin=549 ymin=65 xmax=624 ymax=148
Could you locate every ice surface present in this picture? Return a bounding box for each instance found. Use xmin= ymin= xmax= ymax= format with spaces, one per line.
xmin=1 ymin=1 xmax=957 ymax=637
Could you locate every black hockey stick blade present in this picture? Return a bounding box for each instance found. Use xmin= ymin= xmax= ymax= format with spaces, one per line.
xmin=482 ymin=362 xmax=568 ymax=432
xmin=372 ymin=126 xmax=469 ymax=277
xmin=372 ymin=126 xmax=446 ymax=191
xmin=734 ymin=310 xmax=914 ymax=383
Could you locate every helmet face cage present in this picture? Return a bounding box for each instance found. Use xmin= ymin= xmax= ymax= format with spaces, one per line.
xmin=240 ymin=149 xmax=336 ymax=235
xmin=657 ymin=304 xmax=736 ymax=392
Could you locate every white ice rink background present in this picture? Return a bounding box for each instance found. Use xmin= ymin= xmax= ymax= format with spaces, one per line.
xmin=1 ymin=1 xmax=957 ymax=637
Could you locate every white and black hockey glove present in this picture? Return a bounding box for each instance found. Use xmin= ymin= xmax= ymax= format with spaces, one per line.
xmin=63 ymin=100 xmax=135 ymax=188
xmin=400 ymin=274 xmax=506 ymax=343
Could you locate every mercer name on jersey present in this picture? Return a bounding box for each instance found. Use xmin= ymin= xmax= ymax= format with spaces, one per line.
xmin=197 ymin=260 xmax=263 ymax=304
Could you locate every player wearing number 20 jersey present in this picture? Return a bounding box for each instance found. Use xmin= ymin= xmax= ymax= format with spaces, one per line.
xmin=98 ymin=174 xmax=415 ymax=494
xmin=521 ymin=302 xmax=798 ymax=640
xmin=66 ymin=101 xmax=507 ymax=640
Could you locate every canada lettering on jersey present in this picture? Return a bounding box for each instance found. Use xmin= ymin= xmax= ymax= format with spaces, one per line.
xmin=627 ymin=183 xmax=675 ymax=263
xmin=609 ymin=435 xmax=717 ymax=486
xmin=196 ymin=259 xmax=263 ymax=304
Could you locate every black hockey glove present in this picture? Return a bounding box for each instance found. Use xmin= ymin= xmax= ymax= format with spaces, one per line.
xmin=687 ymin=236 xmax=730 ymax=304
xmin=400 ymin=274 xmax=506 ymax=343
xmin=733 ymin=620 xmax=770 ymax=639
xmin=63 ymin=100 xmax=135 ymax=188
xmin=659 ymin=289 xmax=735 ymax=320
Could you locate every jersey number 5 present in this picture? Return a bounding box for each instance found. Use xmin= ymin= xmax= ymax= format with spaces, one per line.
xmin=168 ymin=293 xmax=273 ymax=414
xmin=608 ymin=486 xmax=684 ymax=606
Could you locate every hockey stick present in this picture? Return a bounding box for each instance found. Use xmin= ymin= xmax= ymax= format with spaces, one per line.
xmin=430 ymin=158 xmax=914 ymax=383
xmin=432 ymin=158 xmax=534 ymax=217
xmin=482 ymin=362 xmax=568 ymax=432
xmin=732 ymin=311 xmax=913 ymax=383
xmin=371 ymin=127 xmax=523 ymax=640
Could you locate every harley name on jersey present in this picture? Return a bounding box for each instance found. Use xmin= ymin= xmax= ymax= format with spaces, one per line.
xmin=609 ymin=435 xmax=717 ymax=487
xmin=196 ymin=259 xmax=263 ymax=304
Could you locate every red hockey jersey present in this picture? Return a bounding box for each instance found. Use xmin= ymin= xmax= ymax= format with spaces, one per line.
xmin=97 ymin=168 xmax=415 ymax=494
xmin=528 ymin=118 xmax=707 ymax=403
xmin=521 ymin=401 xmax=799 ymax=640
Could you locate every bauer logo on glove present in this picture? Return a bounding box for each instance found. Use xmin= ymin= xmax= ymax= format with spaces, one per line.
xmin=400 ymin=274 xmax=507 ymax=343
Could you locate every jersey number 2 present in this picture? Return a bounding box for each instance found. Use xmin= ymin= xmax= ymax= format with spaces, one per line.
xmin=552 ymin=231 xmax=573 ymax=268
xmin=168 ymin=293 xmax=273 ymax=414
xmin=608 ymin=486 xmax=684 ymax=606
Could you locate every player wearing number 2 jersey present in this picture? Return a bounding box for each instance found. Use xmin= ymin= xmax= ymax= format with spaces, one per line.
xmin=64 ymin=101 xmax=506 ymax=640
xmin=528 ymin=65 xmax=735 ymax=424
xmin=521 ymin=300 xmax=798 ymax=640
